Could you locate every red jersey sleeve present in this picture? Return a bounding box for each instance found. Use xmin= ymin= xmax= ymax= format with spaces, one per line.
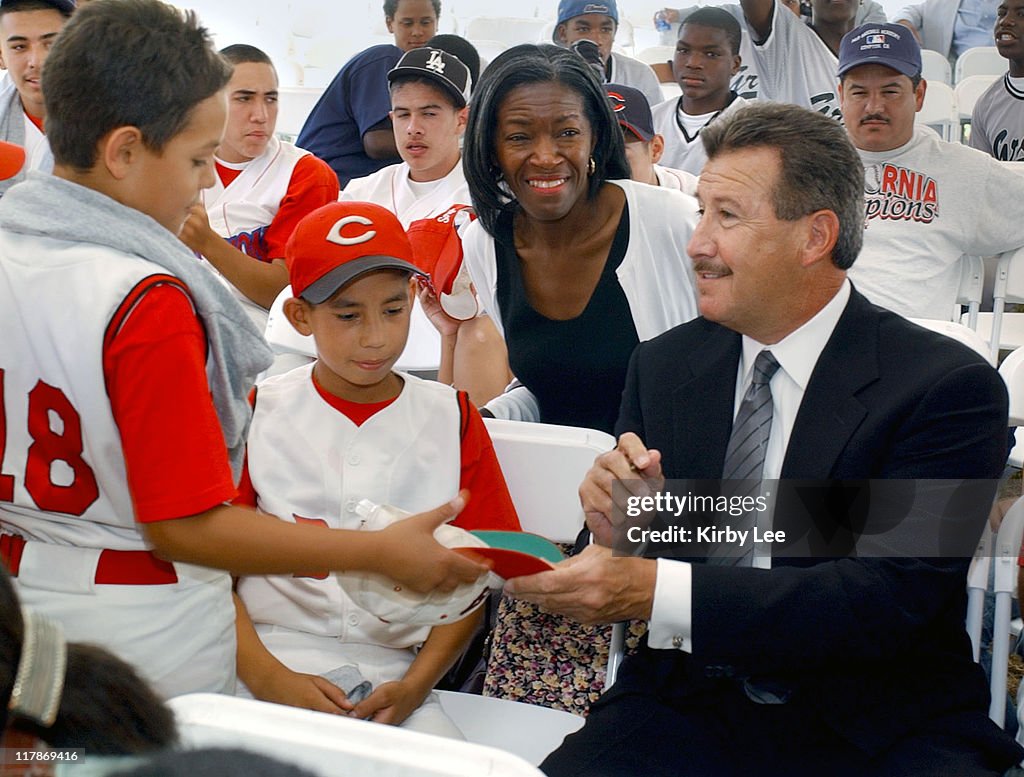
xmin=103 ymin=280 xmax=237 ymax=523
xmin=262 ymin=154 xmax=340 ymax=260
xmin=451 ymin=392 xmax=521 ymax=532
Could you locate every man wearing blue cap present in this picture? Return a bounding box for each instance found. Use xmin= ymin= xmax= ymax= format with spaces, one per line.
xmin=838 ymin=22 xmax=1024 ymax=320
xmin=553 ymin=0 xmax=664 ymax=106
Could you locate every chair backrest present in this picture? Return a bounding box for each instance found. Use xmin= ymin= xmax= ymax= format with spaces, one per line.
xmin=169 ymin=693 xmax=545 ymax=776
xmin=464 ymin=16 xmax=549 ymax=47
xmin=276 ymin=86 xmax=324 ymax=141
xmin=471 ymin=39 xmax=508 ymax=71
xmin=263 ymin=285 xmax=442 ymax=373
xmin=921 ymin=48 xmax=952 ymax=85
xmin=483 ymin=418 xmax=614 ymax=544
xmin=999 ymin=345 xmax=1024 ymax=425
xmin=908 ymin=317 xmax=994 ymax=364
xmin=955 ymin=46 xmax=1007 ymax=83
xmin=636 ymin=44 xmax=674 ymax=66
xmin=955 ymin=73 xmax=1001 ymax=142
xmin=915 ymin=80 xmax=958 ymax=141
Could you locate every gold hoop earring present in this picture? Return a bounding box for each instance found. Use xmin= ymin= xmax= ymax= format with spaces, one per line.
xmin=588 ymin=157 xmax=596 ymax=175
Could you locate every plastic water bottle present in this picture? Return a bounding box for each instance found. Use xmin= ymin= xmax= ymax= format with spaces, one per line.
xmin=655 ymin=10 xmax=674 ymax=45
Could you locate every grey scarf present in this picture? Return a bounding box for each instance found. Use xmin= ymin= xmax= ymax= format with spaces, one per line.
xmin=0 ymin=90 xmax=26 ymax=197
xmin=0 ymin=173 xmax=273 ymax=478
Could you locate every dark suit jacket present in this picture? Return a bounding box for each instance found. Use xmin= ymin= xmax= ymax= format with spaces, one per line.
xmin=612 ymin=288 xmax=1016 ymax=758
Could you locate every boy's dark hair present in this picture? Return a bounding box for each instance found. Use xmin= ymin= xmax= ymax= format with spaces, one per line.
xmin=219 ymin=43 xmax=274 ymax=68
xmin=43 ymin=0 xmax=232 ymax=171
xmin=383 ymin=0 xmax=441 ymax=18
xmin=0 ymin=0 xmax=73 ymax=21
xmin=427 ymin=34 xmax=480 ymax=88
xmin=680 ymin=7 xmax=742 ymax=55
xmin=463 ymin=43 xmax=630 ymax=238
xmin=0 ymin=569 xmax=177 ymax=753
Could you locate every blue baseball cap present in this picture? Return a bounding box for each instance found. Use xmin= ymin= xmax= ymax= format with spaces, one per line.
xmin=554 ymin=0 xmax=618 ymax=40
xmin=837 ymin=23 xmax=922 ymax=79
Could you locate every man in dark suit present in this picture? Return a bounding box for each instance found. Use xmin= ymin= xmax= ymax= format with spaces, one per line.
xmin=507 ymin=101 xmax=1024 ymax=776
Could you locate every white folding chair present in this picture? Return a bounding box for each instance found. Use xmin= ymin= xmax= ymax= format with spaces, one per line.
xmin=966 ymin=497 xmax=1024 ymax=727
xmin=916 ymin=80 xmax=958 ymax=141
xmin=463 ymin=16 xmax=549 ymax=48
xmin=276 ymin=86 xmax=325 ymax=141
xmin=472 ymin=39 xmax=508 ymax=73
xmin=973 ymin=246 xmax=1024 ymax=363
xmin=636 ymin=44 xmax=675 ymax=67
xmin=921 ymin=48 xmax=952 ymax=85
xmin=955 ymin=74 xmax=1001 ymax=142
xmin=955 ymin=46 xmax=1007 ymax=83
xmin=168 ymin=693 xmax=546 ymax=776
xmin=483 ymin=418 xmax=615 ymax=542
xmin=908 ymin=317 xmax=994 ymax=363
xmin=435 ymin=690 xmax=584 ymax=765
xmin=955 ymin=254 xmax=985 ymax=331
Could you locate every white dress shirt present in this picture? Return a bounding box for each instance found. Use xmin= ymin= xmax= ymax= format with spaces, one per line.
xmin=647 ymin=280 xmax=851 ymax=652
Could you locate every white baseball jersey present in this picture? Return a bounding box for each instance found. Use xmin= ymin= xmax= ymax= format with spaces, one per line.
xmin=850 ymin=124 xmax=1024 ymax=319
xmin=652 ymin=94 xmax=750 ymax=174
xmin=342 ymin=160 xmax=471 ymax=228
xmin=716 ymin=1 xmax=842 ymax=119
xmin=969 ymin=73 xmax=1024 ymax=161
xmin=202 ymin=136 xmax=310 ymax=327
xmin=22 ymin=115 xmax=52 ymax=174
xmin=654 ymin=164 xmax=699 ymax=195
xmin=237 ymin=366 xmax=462 ymax=650
xmin=0 ymin=231 xmax=235 ymax=697
xmin=341 ymin=160 xmax=473 ymax=372
xmin=0 ymin=232 xmax=165 ymax=550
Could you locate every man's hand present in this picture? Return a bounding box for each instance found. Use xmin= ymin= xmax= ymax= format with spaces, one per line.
xmin=178 ymin=203 xmax=219 ymax=256
xmin=251 ymin=667 xmax=355 ymax=715
xmin=579 ymin=432 xmax=664 ymax=548
xmin=505 ymin=545 xmax=657 ymax=625
xmin=351 ymin=680 xmax=427 ymax=726
xmin=374 ymin=490 xmax=491 ymax=593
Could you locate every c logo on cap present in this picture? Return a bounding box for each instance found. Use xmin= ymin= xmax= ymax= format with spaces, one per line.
xmin=327 ymin=215 xmax=377 ymax=246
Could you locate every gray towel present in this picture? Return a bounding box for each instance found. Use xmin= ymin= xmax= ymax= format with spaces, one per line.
xmin=0 ymin=173 xmax=273 ymax=478
xmin=0 ymin=89 xmax=26 ymax=197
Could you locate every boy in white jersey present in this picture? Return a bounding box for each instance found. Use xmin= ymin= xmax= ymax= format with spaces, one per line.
xmin=651 ymin=9 xmax=748 ymax=175
xmin=604 ymin=83 xmax=697 ymax=193
xmin=969 ymin=0 xmax=1024 ymax=159
xmin=0 ymin=0 xmax=488 ymax=700
xmin=552 ymin=0 xmax=663 ymax=106
xmin=235 ymin=200 xmax=519 ymax=732
xmin=179 ymin=44 xmax=339 ymax=329
xmin=342 ymin=46 xmax=471 ymax=226
xmin=343 ymin=44 xmax=511 ymax=405
xmin=0 ymin=0 xmax=72 ymax=195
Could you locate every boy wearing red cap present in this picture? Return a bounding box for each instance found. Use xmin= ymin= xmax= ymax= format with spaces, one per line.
xmin=234 ymin=201 xmax=519 ymax=735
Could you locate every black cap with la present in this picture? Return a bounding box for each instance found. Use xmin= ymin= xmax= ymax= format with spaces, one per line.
xmin=387 ymin=47 xmax=472 ymax=108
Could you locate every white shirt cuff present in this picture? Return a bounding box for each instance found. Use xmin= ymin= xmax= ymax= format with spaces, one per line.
xmin=647 ymin=558 xmax=693 ymax=652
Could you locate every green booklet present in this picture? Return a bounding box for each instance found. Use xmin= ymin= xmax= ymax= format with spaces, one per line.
xmin=455 ymin=530 xmax=566 ymax=579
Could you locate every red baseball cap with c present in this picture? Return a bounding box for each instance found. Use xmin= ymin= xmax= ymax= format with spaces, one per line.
xmin=286 ymin=202 xmax=425 ymax=304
